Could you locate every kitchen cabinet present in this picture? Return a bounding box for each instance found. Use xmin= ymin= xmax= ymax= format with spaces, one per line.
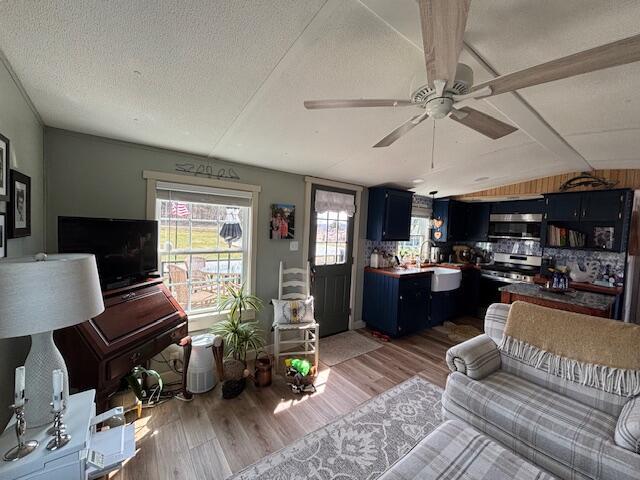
xmin=457 ymin=268 xmax=481 ymax=316
xmin=542 ymin=189 xmax=633 ymax=252
xmin=366 ymin=187 xmax=413 ymax=241
xmin=544 ymin=190 xmax=628 ymax=223
xmin=363 ymin=270 xmax=429 ymax=337
xmin=430 ymin=290 xmax=459 ymax=325
xmin=465 ymin=203 xmax=491 ymax=241
xmin=432 ymin=199 xmax=490 ymax=242
xmin=545 ymin=192 xmax=582 ymax=221
xmin=580 ymin=190 xmax=626 ymax=222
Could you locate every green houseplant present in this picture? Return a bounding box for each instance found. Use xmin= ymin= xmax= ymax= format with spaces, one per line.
xmin=211 ymin=283 xmax=265 ymax=364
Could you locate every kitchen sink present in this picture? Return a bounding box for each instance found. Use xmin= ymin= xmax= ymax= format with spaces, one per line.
xmin=424 ymin=267 xmax=462 ymax=292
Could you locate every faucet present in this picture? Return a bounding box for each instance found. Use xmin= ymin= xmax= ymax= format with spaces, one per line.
xmin=418 ymin=239 xmax=432 ymax=265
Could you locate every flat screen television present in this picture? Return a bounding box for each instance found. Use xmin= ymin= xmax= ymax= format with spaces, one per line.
xmin=58 ymin=216 xmax=158 ymax=288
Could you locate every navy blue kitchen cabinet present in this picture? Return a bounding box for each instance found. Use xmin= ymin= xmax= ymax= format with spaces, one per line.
xmin=542 ymin=189 xmax=633 ymax=252
xmin=429 ymin=290 xmax=458 ymax=326
xmin=432 ymin=199 xmax=490 ymax=242
xmin=545 ymin=192 xmax=582 ymax=221
xmin=431 ymin=199 xmax=451 ymax=243
xmin=363 ymin=271 xmax=429 ymax=337
xmin=465 ymin=203 xmax=491 ymax=241
xmin=366 ymin=187 xmax=414 ymax=241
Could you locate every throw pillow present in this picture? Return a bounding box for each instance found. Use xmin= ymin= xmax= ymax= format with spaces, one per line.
xmin=272 ymin=297 xmax=314 ymax=324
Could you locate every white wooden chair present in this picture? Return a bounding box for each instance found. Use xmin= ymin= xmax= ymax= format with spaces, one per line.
xmin=272 ymin=261 xmax=319 ymax=373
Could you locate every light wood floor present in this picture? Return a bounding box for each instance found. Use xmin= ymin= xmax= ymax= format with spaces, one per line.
xmin=112 ymin=317 xmax=482 ymax=480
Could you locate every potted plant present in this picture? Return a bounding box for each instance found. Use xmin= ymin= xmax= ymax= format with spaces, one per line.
xmin=211 ymin=283 xmax=265 ymax=364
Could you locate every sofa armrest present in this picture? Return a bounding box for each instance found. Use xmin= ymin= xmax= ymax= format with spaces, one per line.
xmin=616 ymin=396 xmax=640 ymax=453
xmin=445 ymin=334 xmax=501 ymax=380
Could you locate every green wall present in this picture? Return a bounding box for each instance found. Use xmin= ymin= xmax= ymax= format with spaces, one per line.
xmin=44 ymin=128 xmax=309 ymax=331
xmin=0 ymin=60 xmax=45 ymax=430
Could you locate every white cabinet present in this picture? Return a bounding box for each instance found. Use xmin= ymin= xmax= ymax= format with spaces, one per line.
xmin=0 ymin=390 xmax=136 ymax=480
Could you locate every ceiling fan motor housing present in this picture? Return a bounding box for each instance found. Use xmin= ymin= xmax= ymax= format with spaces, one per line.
xmin=425 ymin=97 xmax=453 ymax=118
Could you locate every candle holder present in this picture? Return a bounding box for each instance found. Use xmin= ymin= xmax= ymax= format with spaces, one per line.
xmin=3 ymin=401 xmax=39 ymax=461
xmin=46 ymin=402 xmax=71 ymax=451
xmin=46 ymin=405 xmax=67 ymax=436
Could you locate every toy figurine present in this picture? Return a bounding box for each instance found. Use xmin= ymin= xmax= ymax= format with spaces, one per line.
xmin=284 ymin=358 xmax=316 ymax=394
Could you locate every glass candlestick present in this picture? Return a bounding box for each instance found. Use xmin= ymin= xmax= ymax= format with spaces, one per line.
xmin=3 ymin=401 xmax=39 ymax=461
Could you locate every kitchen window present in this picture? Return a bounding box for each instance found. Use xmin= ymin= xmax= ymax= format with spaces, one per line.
xmin=154 ymin=181 xmax=254 ymax=316
xmin=398 ymin=217 xmax=431 ymax=258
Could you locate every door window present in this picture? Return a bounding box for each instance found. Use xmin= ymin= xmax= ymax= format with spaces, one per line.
xmin=314 ymin=210 xmax=349 ymax=266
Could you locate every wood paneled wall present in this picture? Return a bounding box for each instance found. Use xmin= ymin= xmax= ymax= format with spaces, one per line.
xmin=457 ymin=169 xmax=640 ymax=200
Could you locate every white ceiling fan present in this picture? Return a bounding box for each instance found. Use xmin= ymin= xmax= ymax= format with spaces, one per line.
xmin=303 ymin=0 xmax=640 ymax=147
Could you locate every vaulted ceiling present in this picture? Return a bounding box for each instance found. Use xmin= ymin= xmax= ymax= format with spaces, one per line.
xmin=1 ymin=0 xmax=639 ymax=196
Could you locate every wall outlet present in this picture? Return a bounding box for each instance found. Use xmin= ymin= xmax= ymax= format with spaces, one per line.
xmin=290 ymin=241 xmax=299 ymax=251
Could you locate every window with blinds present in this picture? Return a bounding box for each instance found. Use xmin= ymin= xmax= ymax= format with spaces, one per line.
xmin=155 ymin=181 xmax=253 ymax=313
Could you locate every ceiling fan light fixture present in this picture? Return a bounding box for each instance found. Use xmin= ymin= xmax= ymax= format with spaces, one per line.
xmin=425 ymin=97 xmax=453 ymax=119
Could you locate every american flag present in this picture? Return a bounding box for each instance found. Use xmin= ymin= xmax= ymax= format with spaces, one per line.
xmin=171 ymin=202 xmax=190 ymax=217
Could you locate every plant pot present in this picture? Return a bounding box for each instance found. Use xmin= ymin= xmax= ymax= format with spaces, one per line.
xmin=254 ymin=351 xmax=272 ymax=387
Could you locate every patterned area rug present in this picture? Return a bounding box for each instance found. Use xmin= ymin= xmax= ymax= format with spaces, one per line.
xmin=433 ymin=321 xmax=483 ymax=343
xmin=230 ymin=376 xmax=443 ymax=480
xmin=320 ymin=330 xmax=382 ymax=366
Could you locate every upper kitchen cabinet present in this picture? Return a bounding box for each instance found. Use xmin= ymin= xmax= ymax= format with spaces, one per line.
xmin=580 ymin=190 xmax=627 ymax=222
xmin=544 ymin=190 xmax=629 ymax=223
xmin=545 ymin=192 xmax=582 ymax=221
xmin=466 ymin=202 xmax=491 ymax=241
xmin=366 ymin=187 xmax=413 ymax=241
xmin=542 ymin=189 xmax=633 ymax=252
xmin=431 ymin=199 xmax=490 ymax=243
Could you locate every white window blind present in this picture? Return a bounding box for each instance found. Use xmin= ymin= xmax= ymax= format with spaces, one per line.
xmin=315 ymin=190 xmax=356 ymax=217
xmin=156 ymin=181 xmax=253 ymax=206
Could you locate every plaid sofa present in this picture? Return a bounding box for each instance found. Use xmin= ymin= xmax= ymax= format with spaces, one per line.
xmin=380 ymin=419 xmax=557 ymax=480
xmin=442 ymin=303 xmax=640 ymax=480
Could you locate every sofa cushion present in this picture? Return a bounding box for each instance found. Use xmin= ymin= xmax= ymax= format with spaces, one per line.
xmin=380 ymin=419 xmax=557 ymax=480
xmin=616 ymin=396 xmax=640 ymax=453
xmin=443 ymin=371 xmax=640 ymax=480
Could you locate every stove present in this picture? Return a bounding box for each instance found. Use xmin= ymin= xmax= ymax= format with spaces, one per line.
xmin=480 ymin=253 xmax=542 ymax=284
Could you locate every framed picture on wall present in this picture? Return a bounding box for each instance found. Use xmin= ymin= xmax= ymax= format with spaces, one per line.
xmin=270 ymin=203 xmax=295 ymax=239
xmin=0 ymin=133 xmax=9 ymax=202
xmin=0 ymin=212 xmax=6 ymax=257
xmin=8 ymin=169 xmax=31 ymax=238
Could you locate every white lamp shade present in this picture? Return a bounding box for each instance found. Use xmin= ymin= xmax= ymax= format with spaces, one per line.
xmin=0 ymin=253 xmax=105 ymax=338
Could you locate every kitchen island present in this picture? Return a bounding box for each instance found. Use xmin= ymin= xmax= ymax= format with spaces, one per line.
xmin=500 ymin=283 xmax=615 ymax=318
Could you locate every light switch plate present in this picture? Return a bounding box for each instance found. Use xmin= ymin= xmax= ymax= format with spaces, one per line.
xmin=290 ymin=241 xmax=299 ymax=251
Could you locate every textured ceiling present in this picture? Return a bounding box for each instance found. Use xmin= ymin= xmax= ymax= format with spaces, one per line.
xmin=1 ymin=0 xmax=639 ymax=196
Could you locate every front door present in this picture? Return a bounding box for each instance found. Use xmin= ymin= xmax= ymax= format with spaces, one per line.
xmin=309 ymin=185 xmax=355 ymax=337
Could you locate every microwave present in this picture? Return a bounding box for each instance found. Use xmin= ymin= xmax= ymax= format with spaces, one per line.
xmin=488 ymin=213 xmax=542 ymax=241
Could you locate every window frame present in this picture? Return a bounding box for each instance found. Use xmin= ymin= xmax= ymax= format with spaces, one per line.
xmin=144 ymin=170 xmax=260 ymax=331
xmin=398 ymin=216 xmax=431 ymax=260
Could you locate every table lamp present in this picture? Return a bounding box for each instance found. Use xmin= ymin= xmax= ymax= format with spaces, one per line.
xmin=0 ymin=253 xmax=105 ymax=427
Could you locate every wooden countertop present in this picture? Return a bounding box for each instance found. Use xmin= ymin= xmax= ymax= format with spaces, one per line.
xmin=533 ymin=274 xmax=622 ymax=296
xmin=365 ymin=262 xmax=478 ymax=278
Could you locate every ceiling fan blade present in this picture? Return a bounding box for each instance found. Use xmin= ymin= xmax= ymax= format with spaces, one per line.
xmin=373 ymin=112 xmax=429 ymax=148
xmin=450 ymin=107 xmax=517 ymax=139
xmin=304 ymin=99 xmax=413 ymax=109
xmin=418 ymin=0 xmax=471 ymax=88
xmin=471 ymin=33 xmax=640 ymax=97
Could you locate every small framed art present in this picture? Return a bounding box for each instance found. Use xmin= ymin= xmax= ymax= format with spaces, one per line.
xmin=270 ymin=203 xmax=295 ymax=239
xmin=0 ymin=133 xmax=9 ymax=202
xmin=0 ymin=212 xmax=6 ymax=257
xmin=8 ymin=169 xmax=31 ymax=238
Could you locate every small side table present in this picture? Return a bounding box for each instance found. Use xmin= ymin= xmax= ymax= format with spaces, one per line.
xmin=0 ymin=390 xmax=135 ymax=480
